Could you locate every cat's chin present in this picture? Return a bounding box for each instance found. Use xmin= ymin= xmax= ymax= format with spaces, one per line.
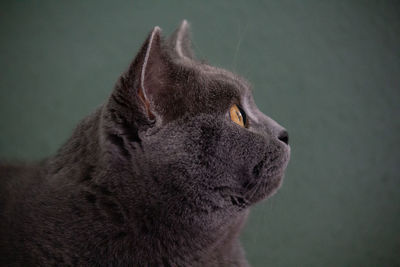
xmin=264 ymin=172 xmax=286 ymax=199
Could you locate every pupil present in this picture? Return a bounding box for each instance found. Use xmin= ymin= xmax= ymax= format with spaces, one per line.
xmin=236 ymin=111 xmax=242 ymax=121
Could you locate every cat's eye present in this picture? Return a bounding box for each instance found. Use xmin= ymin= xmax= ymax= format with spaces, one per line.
xmin=229 ymin=104 xmax=247 ymax=127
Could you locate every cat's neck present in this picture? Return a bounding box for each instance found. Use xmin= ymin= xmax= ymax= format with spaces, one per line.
xmin=44 ymin=107 xmax=102 ymax=182
xmin=117 ymin=203 xmax=249 ymax=265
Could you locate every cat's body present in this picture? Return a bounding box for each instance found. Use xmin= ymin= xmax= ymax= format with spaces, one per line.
xmin=0 ymin=21 xmax=290 ymax=266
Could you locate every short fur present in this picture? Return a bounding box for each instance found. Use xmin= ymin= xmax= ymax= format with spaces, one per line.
xmin=0 ymin=21 xmax=290 ymax=266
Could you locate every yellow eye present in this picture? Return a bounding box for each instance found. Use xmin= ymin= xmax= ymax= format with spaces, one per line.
xmin=229 ymin=104 xmax=246 ymax=127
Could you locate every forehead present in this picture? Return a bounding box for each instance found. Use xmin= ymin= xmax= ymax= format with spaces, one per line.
xmin=195 ymin=63 xmax=251 ymax=99
xmin=163 ymin=60 xmax=253 ymax=121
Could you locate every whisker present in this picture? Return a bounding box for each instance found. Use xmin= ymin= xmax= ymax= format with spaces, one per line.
xmin=232 ymin=21 xmax=249 ymax=71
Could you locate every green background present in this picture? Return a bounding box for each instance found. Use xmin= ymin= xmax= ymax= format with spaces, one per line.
xmin=1 ymin=1 xmax=399 ymax=266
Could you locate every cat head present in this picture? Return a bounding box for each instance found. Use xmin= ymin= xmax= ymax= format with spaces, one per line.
xmin=101 ymin=21 xmax=290 ymax=218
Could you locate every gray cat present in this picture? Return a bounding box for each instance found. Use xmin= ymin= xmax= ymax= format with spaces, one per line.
xmin=0 ymin=20 xmax=290 ymax=266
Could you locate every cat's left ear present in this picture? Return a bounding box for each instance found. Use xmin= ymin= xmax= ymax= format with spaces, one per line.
xmin=115 ymin=26 xmax=171 ymax=122
xmin=167 ymin=20 xmax=195 ymax=60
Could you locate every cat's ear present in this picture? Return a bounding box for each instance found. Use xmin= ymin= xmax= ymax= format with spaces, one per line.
xmin=167 ymin=20 xmax=195 ymax=60
xmin=118 ymin=26 xmax=170 ymax=122
xmin=136 ymin=26 xmax=165 ymax=120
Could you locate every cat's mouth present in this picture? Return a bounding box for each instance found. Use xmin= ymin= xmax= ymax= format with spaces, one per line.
xmin=243 ymin=143 xmax=290 ymax=204
xmin=255 ymin=142 xmax=290 ymax=176
xmin=255 ymin=146 xmax=290 ymax=178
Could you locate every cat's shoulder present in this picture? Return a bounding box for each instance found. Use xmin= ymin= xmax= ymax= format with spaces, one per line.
xmin=0 ymin=161 xmax=43 ymax=207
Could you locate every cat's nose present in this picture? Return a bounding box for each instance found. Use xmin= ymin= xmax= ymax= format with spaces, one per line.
xmin=278 ymin=130 xmax=289 ymax=145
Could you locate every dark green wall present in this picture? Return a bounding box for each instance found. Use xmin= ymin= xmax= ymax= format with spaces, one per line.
xmin=1 ymin=1 xmax=399 ymax=266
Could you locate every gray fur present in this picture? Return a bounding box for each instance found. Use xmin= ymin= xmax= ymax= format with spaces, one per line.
xmin=0 ymin=21 xmax=290 ymax=266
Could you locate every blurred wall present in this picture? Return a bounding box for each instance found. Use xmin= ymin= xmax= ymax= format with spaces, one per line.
xmin=0 ymin=1 xmax=399 ymax=266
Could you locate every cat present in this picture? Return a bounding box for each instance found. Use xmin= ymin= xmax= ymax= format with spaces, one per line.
xmin=0 ymin=20 xmax=290 ymax=266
